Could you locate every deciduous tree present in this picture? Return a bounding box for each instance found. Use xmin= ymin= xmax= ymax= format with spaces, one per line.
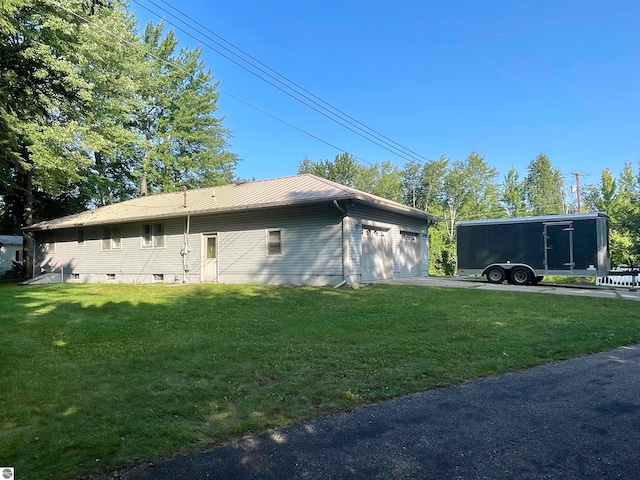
xmin=524 ymin=153 xmax=564 ymax=215
xmin=501 ymin=168 xmax=528 ymax=217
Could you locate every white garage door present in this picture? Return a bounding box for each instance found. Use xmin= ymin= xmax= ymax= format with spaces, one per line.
xmin=361 ymin=226 xmax=393 ymax=281
xmin=398 ymin=231 xmax=421 ymax=277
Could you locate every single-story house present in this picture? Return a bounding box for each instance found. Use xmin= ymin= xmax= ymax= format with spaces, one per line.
xmin=0 ymin=235 xmax=23 ymax=273
xmin=25 ymin=174 xmax=440 ymax=286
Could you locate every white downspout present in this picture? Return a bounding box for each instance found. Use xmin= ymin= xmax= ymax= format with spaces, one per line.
xmin=182 ymin=214 xmax=190 ymax=283
xmin=333 ymin=200 xmax=349 ymax=286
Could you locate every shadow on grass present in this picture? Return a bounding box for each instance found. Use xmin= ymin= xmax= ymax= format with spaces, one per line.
xmin=1 ymin=283 xmax=410 ymax=479
xmin=1 ymin=282 xmax=639 ymax=480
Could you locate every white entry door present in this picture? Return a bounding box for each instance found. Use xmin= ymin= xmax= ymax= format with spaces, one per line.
xmin=202 ymin=234 xmax=218 ymax=282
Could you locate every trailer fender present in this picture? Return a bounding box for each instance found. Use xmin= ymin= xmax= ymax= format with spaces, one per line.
xmin=482 ymin=264 xmax=538 ymax=285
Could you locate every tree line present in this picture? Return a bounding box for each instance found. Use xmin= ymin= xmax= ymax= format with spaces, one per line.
xmin=1 ymin=0 xmax=238 ymax=274
xmin=299 ymin=153 xmax=640 ymax=273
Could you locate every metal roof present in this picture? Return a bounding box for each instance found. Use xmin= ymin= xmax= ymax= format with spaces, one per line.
xmin=0 ymin=235 xmax=23 ymax=245
xmin=27 ymin=174 xmax=441 ymax=231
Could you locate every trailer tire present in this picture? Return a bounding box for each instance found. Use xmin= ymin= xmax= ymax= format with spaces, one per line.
xmin=511 ymin=267 xmax=532 ymax=286
xmin=486 ymin=266 xmax=506 ymax=284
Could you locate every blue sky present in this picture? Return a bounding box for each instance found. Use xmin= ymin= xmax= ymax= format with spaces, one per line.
xmin=131 ymin=0 xmax=640 ymax=188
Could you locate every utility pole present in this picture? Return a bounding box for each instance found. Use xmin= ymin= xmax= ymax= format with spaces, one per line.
xmin=572 ymin=171 xmax=584 ymax=213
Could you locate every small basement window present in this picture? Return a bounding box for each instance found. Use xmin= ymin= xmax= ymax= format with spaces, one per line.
xmin=152 ymin=273 xmax=164 ymax=282
xmin=266 ymin=229 xmax=282 ymax=256
xmin=71 ymin=273 xmax=80 ymax=280
xmin=106 ymin=273 xmax=116 ymax=281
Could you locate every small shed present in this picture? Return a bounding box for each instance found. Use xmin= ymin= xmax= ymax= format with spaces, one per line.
xmin=0 ymin=235 xmax=23 ymax=273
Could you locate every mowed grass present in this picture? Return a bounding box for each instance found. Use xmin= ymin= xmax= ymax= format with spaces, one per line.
xmin=1 ymin=282 xmax=639 ymax=479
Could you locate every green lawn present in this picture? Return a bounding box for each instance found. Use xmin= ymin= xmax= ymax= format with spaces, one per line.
xmin=1 ymin=282 xmax=639 ymax=479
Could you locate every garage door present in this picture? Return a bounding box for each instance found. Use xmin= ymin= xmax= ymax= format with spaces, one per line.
xmin=398 ymin=231 xmax=421 ymax=277
xmin=361 ymin=226 xmax=393 ymax=281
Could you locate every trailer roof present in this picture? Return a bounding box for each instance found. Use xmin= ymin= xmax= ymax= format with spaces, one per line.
xmin=456 ymin=212 xmax=608 ymax=227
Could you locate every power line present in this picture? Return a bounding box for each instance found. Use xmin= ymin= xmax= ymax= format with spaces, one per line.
xmin=48 ymin=0 xmax=374 ymax=168
xmin=129 ymin=0 xmax=429 ymax=164
xmin=152 ymin=0 xmax=432 ymax=165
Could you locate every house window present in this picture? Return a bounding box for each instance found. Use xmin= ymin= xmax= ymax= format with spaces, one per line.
xmin=77 ymin=229 xmax=85 ymax=246
xmin=206 ymin=236 xmax=217 ymax=259
xmin=102 ymin=226 xmax=121 ymax=250
xmin=71 ymin=273 xmax=80 ymax=280
xmin=15 ymin=250 xmax=22 ymax=262
xmin=44 ymin=231 xmax=56 ymax=253
xmin=142 ymin=223 xmax=165 ymax=248
xmin=106 ymin=273 xmax=116 ymax=281
xmin=266 ymin=229 xmax=282 ymax=256
xmin=152 ymin=273 xmax=164 ymax=282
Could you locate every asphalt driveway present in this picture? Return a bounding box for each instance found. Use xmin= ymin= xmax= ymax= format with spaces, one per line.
xmin=108 ymin=344 xmax=640 ymax=480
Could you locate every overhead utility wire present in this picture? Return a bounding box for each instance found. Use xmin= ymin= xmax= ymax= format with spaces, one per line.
xmin=131 ymin=0 xmax=426 ymax=164
xmin=49 ymin=0 xmax=374 ymax=167
xmin=153 ymin=0 xmax=431 ymax=165
xmin=131 ymin=0 xmax=416 ymax=163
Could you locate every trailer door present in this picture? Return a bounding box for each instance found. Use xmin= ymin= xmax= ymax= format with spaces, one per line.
xmin=544 ymin=222 xmax=573 ymax=271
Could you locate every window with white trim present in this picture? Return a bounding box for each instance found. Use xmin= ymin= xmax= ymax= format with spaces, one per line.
xmin=142 ymin=223 xmax=165 ymax=248
xmin=102 ymin=226 xmax=121 ymax=250
xmin=266 ymin=229 xmax=282 ymax=256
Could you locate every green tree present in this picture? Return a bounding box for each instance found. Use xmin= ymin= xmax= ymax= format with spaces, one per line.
xmin=132 ymin=21 xmax=237 ymax=196
xmin=298 ymin=152 xmax=360 ymax=187
xmin=442 ymin=151 xmax=503 ymax=241
xmin=524 ymin=153 xmax=565 ymax=215
xmin=501 ymin=168 xmax=528 ymax=217
xmin=357 ymin=161 xmax=403 ymax=202
xmin=401 ymin=156 xmax=448 ymax=212
xmin=298 ymin=154 xmax=403 ymax=201
xmin=585 ymin=163 xmax=640 ymax=266
xmin=0 ymin=0 xmax=110 ymax=275
xmin=620 ymin=162 xmax=640 ymax=263
xmin=0 ymin=2 xmax=239 ymax=276
xmin=421 ymin=152 xmax=503 ymax=276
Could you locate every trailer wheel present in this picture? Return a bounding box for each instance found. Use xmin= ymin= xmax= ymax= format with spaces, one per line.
xmin=510 ymin=267 xmax=532 ymax=286
xmin=486 ymin=266 xmax=506 ymax=284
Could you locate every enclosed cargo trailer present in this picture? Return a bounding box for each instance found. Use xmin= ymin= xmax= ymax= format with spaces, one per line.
xmin=456 ymin=212 xmax=610 ymax=285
